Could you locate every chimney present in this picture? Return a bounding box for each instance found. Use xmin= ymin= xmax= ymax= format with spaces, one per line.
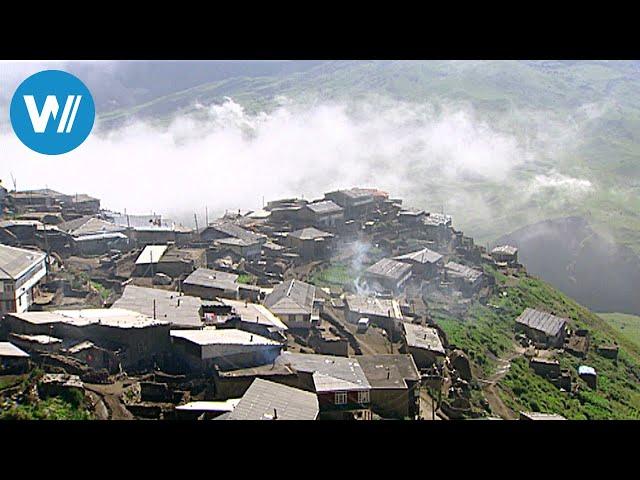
xmin=250 ymin=334 xmax=253 ymax=342
xmin=273 ymin=408 xmax=278 ymax=420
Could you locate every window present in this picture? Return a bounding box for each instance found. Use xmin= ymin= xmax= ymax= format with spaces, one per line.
xmin=335 ymin=392 xmax=347 ymax=405
xmin=357 ymin=391 xmax=370 ymax=404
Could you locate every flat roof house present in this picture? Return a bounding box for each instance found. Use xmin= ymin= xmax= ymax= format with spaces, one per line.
xmin=112 ymin=285 xmax=203 ymax=329
xmin=224 ymin=378 xmax=319 ymax=420
xmin=358 ymin=354 xmax=421 ymax=419
xmin=170 ymin=327 xmax=283 ymax=372
xmin=401 ymin=322 xmax=446 ymax=369
xmin=362 ymin=258 xmax=412 ymax=293
xmin=324 ymin=188 xmax=388 ymax=221
xmin=0 ymin=244 xmax=47 ymax=314
xmin=344 ymin=294 xmax=403 ymax=340
xmin=4 ymin=308 xmax=170 ymax=369
xmin=515 ymin=308 xmax=568 ymax=348
xmin=263 ymin=279 xmax=323 ymax=329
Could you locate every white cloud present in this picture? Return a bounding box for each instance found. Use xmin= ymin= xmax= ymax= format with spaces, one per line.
xmin=531 ymin=171 xmax=594 ymax=195
xmin=0 ymin=96 xmax=595 ymax=230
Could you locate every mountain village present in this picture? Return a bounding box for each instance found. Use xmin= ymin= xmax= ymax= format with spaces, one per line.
xmin=0 ymin=182 xmax=611 ymax=420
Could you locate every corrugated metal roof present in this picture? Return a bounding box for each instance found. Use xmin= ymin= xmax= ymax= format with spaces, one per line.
xmin=227 ymin=379 xmax=319 ymax=420
xmin=445 ymin=261 xmax=483 ymax=283
xmin=0 ymin=244 xmax=46 ymax=280
xmin=515 ymin=308 xmax=567 ymax=337
xmin=203 ymin=220 xmax=264 ymax=244
xmin=264 ymin=279 xmax=316 ymax=316
xmin=365 ymin=258 xmax=412 ymax=281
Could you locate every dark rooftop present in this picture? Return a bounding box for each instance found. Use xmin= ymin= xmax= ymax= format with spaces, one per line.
xmin=515 ymin=308 xmax=567 ymax=337
xmin=358 ymin=354 xmax=420 ymax=390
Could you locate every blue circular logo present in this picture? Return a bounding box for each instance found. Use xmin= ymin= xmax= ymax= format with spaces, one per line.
xmin=10 ymin=70 xmax=95 ymax=155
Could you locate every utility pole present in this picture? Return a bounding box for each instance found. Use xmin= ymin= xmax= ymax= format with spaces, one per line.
xmin=42 ymin=222 xmax=51 ymax=281
xmin=205 ymin=206 xmax=209 ymax=227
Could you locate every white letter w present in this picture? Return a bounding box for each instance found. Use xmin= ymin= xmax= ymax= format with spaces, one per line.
xmin=23 ymin=95 xmax=82 ymax=133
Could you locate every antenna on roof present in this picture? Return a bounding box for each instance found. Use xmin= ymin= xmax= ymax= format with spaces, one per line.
xmin=205 ymin=206 xmax=209 ymax=227
xmin=194 ymin=213 xmax=199 ymax=233
xmin=9 ymin=172 xmax=16 ymax=191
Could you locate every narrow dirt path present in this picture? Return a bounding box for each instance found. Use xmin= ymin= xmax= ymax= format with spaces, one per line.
xmin=85 ymin=381 xmax=134 ymax=420
xmin=419 ymin=390 xmax=443 ymax=420
xmin=478 ymin=348 xmax=524 ymax=420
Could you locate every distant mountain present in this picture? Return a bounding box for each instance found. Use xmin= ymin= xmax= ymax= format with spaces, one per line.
xmin=495 ymin=216 xmax=640 ymax=316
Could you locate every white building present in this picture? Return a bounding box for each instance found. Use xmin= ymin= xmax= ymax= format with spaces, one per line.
xmin=0 ymin=244 xmax=47 ymax=314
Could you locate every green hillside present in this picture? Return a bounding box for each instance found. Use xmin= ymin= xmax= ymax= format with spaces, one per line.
xmin=600 ymin=312 xmax=640 ymax=350
xmin=435 ymin=266 xmax=640 ymax=419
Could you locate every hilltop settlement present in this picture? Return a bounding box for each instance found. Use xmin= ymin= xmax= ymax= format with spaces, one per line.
xmin=0 ymin=183 xmax=626 ymax=420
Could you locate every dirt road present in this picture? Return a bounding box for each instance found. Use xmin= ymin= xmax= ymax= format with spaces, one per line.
xmin=478 ymin=348 xmax=524 ymax=420
xmin=85 ymin=381 xmax=134 ymax=420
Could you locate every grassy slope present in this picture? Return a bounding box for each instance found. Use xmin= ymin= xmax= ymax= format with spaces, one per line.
xmin=599 ymin=312 xmax=640 ymax=350
xmin=437 ymin=265 xmax=640 ymax=419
